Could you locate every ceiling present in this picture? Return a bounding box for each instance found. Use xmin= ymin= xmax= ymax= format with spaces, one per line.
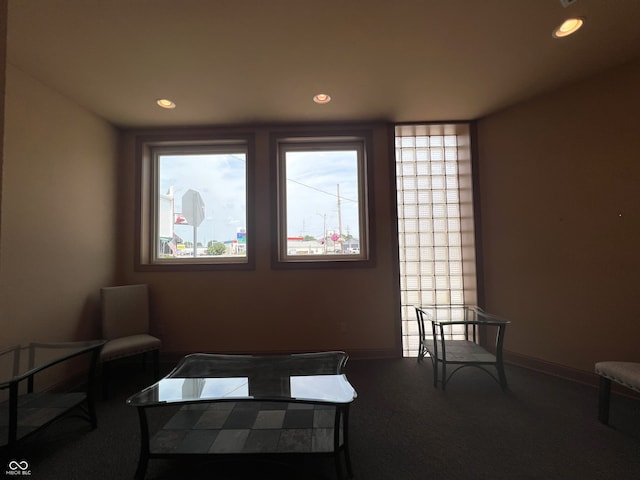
xmin=7 ymin=0 xmax=640 ymax=129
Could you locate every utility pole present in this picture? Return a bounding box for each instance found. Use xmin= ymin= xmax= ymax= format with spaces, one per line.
xmin=323 ymin=214 xmax=327 ymax=254
xmin=337 ymin=184 xmax=343 ymax=252
xmin=318 ymin=213 xmax=327 ymax=254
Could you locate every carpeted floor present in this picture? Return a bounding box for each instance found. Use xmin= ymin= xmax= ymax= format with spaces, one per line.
xmin=2 ymin=358 xmax=640 ymax=479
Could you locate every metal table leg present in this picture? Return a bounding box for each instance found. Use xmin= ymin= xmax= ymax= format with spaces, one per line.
xmin=134 ymin=407 xmax=150 ymax=480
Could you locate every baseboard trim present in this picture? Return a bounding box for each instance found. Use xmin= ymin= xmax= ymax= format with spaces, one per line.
xmin=504 ymin=350 xmax=640 ymax=399
xmin=504 ymin=350 xmax=597 ymax=386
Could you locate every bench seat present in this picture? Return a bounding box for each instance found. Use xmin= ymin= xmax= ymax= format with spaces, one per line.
xmin=415 ymin=305 xmax=510 ymax=390
xmin=595 ymin=361 xmax=640 ymax=425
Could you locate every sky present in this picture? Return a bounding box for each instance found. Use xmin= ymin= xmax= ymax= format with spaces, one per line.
xmin=159 ymin=149 xmax=361 ymax=245
xmin=285 ymin=150 xmax=360 ymax=240
xmin=160 ymin=153 xmax=247 ymax=245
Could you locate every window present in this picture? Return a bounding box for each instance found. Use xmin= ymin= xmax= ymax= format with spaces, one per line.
xmin=395 ymin=124 xmax=477 ymax=357
xmin=137 ymin=135 xmax=254 ymax=270
xmin=273 ymin=133 xmax=372 ymax=265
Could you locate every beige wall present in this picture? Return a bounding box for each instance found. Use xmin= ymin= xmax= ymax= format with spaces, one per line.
xmin=118 ymin=125 xmax=402 ymax=358
xmin=1 ymin=65 xmax=119 ymax=348
xmin=476 ymin=58 xmax=640 ymax=374
xmin=0 ymin=0 xmax=7 ymax=260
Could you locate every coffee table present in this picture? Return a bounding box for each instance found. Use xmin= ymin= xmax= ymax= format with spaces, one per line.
xmin=127 ymin=351 xmax=357 ymax=479
xmin=0 ymin=340 xmax=105 ymax=450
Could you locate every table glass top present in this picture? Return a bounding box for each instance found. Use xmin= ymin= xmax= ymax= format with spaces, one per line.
xmin=127 ymin=352 xmax=357 ymax=407
xmin=0 ymin=340 xmax=105 ymax=387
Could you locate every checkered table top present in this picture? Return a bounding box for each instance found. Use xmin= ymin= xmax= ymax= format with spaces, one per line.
xmin=151 ymin=401 xmax=343 ymax=455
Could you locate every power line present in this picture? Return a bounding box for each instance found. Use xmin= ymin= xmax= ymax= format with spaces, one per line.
xmin=287 ymin=178 xmax=357 ymax=203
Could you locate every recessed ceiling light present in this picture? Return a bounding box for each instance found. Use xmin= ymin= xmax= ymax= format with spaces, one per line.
xmin=313 ymin=93 xmax=331 ymax=104
xmin=156 ymin=98 xmax=176 ymax=109
xmin=553 ymin=17 xmax=584 ymax=38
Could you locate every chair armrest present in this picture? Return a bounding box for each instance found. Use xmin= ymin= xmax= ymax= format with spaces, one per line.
xmin=28 ymin=341 xmax=106 ymax=349
xmin=0 ymin=345 xmax=21 ymax=384
xmin=433 ymin=319 xmax=508 ymax=326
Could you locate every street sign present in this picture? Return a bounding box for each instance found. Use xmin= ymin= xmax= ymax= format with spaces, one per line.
xmin=182 ymin=189 xmax=205 ymax=227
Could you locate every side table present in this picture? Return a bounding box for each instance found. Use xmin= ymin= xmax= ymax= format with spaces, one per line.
xmin=0 ymin=340 xmax=105 ymax=451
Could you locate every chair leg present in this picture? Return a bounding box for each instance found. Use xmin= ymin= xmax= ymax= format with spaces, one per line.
xmin=497 ymin=361 xmax=508 ymax=389
xmin=152 ymin=349 xmax=160 ymax=380
xmin=598 ymin=376 xmax=611 ymax=425
xmin=430 ymin=357 xmax=438 ymax=387
xmin=102 ymin=361 xmax=110 ymax=400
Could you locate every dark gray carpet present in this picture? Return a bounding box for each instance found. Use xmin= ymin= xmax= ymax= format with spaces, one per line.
xmin=2 ymin=358 xmax=640 ymax=479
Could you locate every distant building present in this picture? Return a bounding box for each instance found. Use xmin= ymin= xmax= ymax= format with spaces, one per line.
xmin=287 ymin=238 xmax=325 ymax=255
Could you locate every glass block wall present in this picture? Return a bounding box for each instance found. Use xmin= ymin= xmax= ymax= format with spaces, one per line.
xmin=395 ymin=124 xmax=477 ymax=357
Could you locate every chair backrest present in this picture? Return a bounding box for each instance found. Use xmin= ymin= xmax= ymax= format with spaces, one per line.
xmin=100 ymin=284 xmax=150 ymax=340
xmin=415 ymin=306 xmax=426 ymax=341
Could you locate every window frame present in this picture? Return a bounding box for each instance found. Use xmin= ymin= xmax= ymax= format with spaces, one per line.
xmin=271 ymin=130 xmax=375 ymax=268
xmin=136 ymin=133 xmax=255 ymax=271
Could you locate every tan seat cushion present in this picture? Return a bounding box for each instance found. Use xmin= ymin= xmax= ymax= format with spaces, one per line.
xmin=100 ymin=334 xmax=161 ymax=362
xmin=595 ymin=361 xmax=640 ymax=392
